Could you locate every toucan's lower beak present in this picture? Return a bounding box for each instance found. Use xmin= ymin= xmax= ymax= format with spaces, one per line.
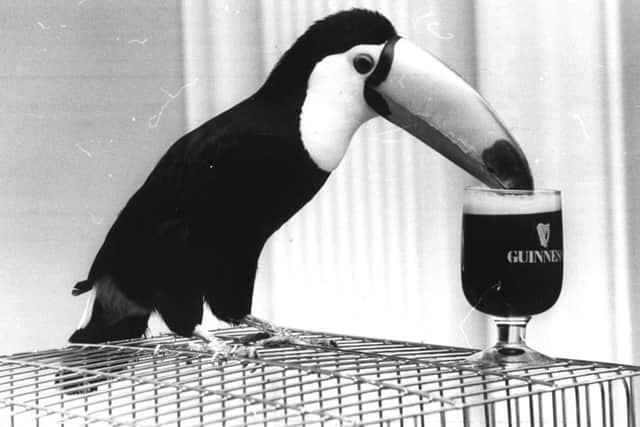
xmin=365 ymin=37 xmax=533 ymax=190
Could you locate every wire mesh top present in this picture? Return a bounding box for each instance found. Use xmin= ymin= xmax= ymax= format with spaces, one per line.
xmin=1 ymin=327 xmax=639 ymax=426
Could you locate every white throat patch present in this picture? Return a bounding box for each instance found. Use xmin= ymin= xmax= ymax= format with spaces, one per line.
xmin=299 ymin=50 xmax=378 ymax=172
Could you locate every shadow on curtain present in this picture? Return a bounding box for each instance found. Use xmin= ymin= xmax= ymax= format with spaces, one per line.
xmin=180 ymin=0 xmax=638 ymax=364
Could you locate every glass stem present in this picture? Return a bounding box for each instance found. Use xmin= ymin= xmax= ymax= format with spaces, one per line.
xmin=494 ymin=316 xmax=530 ymax=347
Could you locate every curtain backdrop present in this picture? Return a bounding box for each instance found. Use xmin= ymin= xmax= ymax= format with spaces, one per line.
xmin=180 ymin=0 xmax=639 ymax=364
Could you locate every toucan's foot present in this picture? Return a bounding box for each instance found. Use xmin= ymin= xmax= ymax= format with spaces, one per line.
xmin=254 ymin=334 xmax=338 ymax=348
xmin=235 ymin=331 xmax=272 ymax=345
xmin=239 ymin=315 xmax=338 ymax=348
xmin=189 ymin=325 xmax=259 ymax=363
xmin=187 ymin=340 xmax=258 ymax=362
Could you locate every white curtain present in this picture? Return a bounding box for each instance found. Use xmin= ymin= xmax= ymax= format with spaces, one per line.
xmin=180 ymin=0 xmax=639 ymax=364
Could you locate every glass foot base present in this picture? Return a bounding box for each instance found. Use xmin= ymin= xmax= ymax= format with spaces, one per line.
xmin=467 ymin=343 xmax=555 ymax=368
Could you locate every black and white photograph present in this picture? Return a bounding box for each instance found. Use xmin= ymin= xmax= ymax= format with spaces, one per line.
xmin=1 ymin=0 xmax=639 ymax=424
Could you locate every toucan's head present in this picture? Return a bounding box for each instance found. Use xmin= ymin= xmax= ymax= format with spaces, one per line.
xmin=261 ymin=9 xmax=533 ymax=190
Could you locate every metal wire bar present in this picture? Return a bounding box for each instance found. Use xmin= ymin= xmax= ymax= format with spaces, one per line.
xmin=292 ymin=341 xmax=558 ymax=388
xmin=1 ymin=326 xmax=640 ymax=427
xmin=50 ymin=353 xmax=465 ymax=422
xmin=5 ymin=353 xmax=203 ymax=407
xmin=0 ymin=397 xmax=128 ymax=426
xmin=1 ymin=357 xmax=358 ymax=426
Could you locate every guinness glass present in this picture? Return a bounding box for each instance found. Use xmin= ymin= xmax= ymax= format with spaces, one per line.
xmin=462 ymin=187 xmax=563 ymax=366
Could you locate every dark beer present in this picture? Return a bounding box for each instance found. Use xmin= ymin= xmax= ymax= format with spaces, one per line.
xmin=462 ymin=192 xmax=563 ymax=317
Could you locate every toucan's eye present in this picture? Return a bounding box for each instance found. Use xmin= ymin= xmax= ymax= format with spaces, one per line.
xmin=353 ymin=54 xmax=375 ymax=74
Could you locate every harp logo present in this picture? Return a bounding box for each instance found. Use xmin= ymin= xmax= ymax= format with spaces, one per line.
xmin=536 ymin=223 xmax=551 ymax=248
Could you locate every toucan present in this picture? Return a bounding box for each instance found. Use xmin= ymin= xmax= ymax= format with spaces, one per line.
xmin=69 ymin=9 xmax=532 ymax=356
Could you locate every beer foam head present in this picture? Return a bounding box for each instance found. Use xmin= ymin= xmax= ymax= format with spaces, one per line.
xmin=463 ymin=187 xmax=561 ymax=215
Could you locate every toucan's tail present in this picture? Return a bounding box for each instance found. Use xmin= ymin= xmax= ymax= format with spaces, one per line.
xmin=71 ymin=279 xmax=93 ymax=296
xmin=69 ymin=277 xmax=151 ymax=344
xmin=60 ymin=283 xmax=150 ymax=393
xmin=69 ymin=300 xmax=150 ymax=344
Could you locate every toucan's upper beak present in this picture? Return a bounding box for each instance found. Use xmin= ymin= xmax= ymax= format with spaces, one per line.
xmin=365 ymin=37 xmax=533 ymax=190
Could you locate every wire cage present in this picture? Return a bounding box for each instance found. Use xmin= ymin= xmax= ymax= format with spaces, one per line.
xmin=1 ymin=327 xmax=639 ymax=426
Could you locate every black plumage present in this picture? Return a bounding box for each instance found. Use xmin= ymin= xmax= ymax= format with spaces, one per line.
xmin=69 ymin=5 xmax=535 ymax=347
xmin=70 ymin=9 xmax=398 ymax=343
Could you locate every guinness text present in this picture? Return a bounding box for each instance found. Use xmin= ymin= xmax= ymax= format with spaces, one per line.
xmin=506 ymin=249 xmax=562 ymax=264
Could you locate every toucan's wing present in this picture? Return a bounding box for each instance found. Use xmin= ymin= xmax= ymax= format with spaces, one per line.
xmin=76 ymin=119 xmax=230 ymax=295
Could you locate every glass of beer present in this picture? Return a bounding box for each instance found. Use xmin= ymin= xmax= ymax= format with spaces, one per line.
xmin=461 ymin=187 xmax=563 ymax=366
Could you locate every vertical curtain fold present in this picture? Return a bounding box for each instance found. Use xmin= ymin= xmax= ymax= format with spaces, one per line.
xmin=600 ymin=0 xmax=632 ymax=365
xmin=475 ymin=0 xmax=636 ymax=363
xmin=619 ymin=0 xmax=640 ymax=362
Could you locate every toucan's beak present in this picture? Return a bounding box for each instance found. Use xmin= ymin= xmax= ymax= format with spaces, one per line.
xmin=365 ymin=37 xmax=533 ymax=190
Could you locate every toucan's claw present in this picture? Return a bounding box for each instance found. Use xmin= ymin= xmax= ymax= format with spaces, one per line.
xmin=239 ymin=315 xmax=338 ymax=348
xmin=186 ymin=340 xmax=259 ymax=363
xmin=239 ymin=331 xmax=338 ymax=349
xmin=235 ymin=332 xmax=272 ymax=345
